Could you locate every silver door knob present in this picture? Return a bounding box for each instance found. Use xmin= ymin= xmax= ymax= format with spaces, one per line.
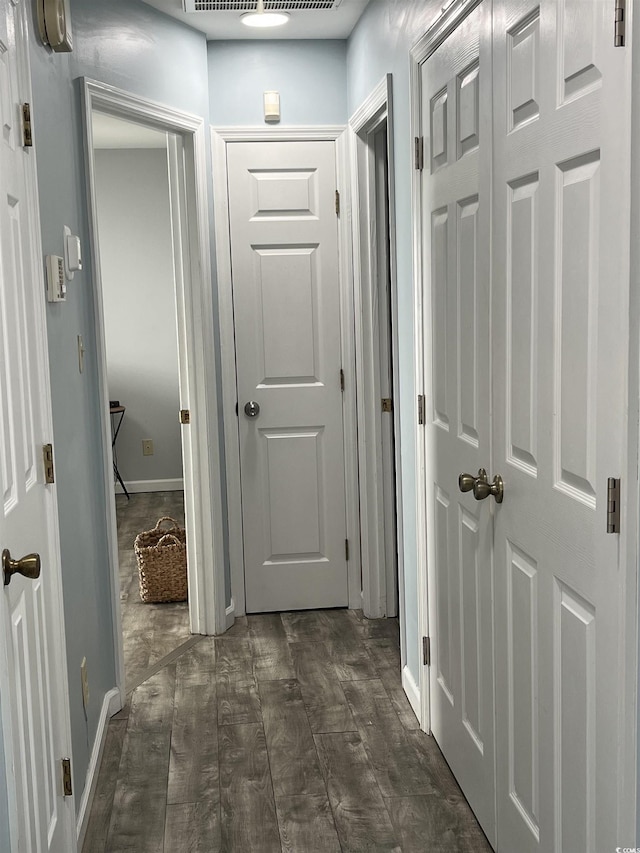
xmin=244 ymin=401 xmax=260 ymax=418
xmin=473 ymin=474 xmax=504 ymax=504
xmin=458 ymin=468 xmax=487 ymax=493
xmin=3 ymin=549 xmax=41 ymax=586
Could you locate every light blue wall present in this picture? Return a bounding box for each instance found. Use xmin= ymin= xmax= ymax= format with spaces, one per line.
xmin=208 ymin=40 xmax=347 ymax=125
xmin=25 ymin=0 xmax=211 ymax=804
xmin=347 ymin=0 xmax=440 ymax=682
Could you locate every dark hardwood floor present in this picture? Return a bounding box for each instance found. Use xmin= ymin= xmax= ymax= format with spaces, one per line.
xmin=116 ymin=492 xmax=190 ymax=691
xmin=83 ymin=606 xmax=492 ymax=852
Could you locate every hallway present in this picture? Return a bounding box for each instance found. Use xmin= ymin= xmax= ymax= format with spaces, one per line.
xmin=83 ymin=609 xmax=491 ymax=852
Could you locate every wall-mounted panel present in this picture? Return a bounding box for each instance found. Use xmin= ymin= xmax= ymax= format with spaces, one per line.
xmin=557 ymin=0 xmax=602 ymax=103
xmin=554 ymin=151 xmax=600 ymax=506
xmin=255 ymin=246 xmax=320 ymax=386
xmin=459 ymin=506 xmax=482 ymax=750
xmin=457 ymin=196 xmax=479 ymax=447
xmin=507 ymin=541 xmax=539 ymax=841
xmin=508 ymin=9 xmax=540 ymax=131
xmin=554 ymin=581 xmax=595 ymax=853
xmin=432 ymin=207 xmax=449 ymax=430
xmin=263 ymin=428 xmax=325 ymax=562
xmin=507 ymin=174 xmax=539 ymax=475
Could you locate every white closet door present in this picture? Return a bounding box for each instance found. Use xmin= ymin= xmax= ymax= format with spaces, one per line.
xmin=492 ymin=0 xmax=632 ymax=850
xmin=421 ymin=2 xmax=496 ymax=842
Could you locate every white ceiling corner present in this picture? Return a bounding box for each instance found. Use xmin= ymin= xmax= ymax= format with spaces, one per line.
xmin=140 ymin=0 xmax=371 ymax=39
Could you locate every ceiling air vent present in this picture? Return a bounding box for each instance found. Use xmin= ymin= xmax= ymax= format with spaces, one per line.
xmin=183 ymin=0 xmax=342 ymax=11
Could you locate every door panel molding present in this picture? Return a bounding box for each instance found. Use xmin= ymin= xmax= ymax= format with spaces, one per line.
xmin=212 ymin=125 xmax=361 ymax=619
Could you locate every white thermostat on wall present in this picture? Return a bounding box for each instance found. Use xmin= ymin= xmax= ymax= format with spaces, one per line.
xmin=37 ymin=0 xmax=73 ymax=53
xmin=46 ymin=255 xmax=66 ymax=302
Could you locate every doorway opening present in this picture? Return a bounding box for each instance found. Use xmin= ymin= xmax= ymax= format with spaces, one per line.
xmin=82 ymin=80 xmax=227 ymax=709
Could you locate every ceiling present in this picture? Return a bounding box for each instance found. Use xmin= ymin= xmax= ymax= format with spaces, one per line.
xmin=92 ymin=113 xmax=168 ymax=149
xmin=139 ymin=0 xmax=371 ymax=39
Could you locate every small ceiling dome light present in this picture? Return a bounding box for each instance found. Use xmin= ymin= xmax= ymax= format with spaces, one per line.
xmin=241 ymin=0 xmax=290 ymax=27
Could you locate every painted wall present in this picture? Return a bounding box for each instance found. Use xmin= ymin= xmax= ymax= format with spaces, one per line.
xmin=95 ymin=148 xmax=182 ymax=488
xmin=207 ymin=40 xmax=347 ymax=125
xmin=26 ymin=0 xmax=211 ymax=806
xmin=347 ymin=0 xmax=441 ymax=682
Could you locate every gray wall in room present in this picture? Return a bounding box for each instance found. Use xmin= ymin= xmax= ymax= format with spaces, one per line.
xmin=208 ymin=40 xmax=348 ymax=125
xmin=95 ymin=148 xmax=182 ymax=487
xmin=347 ymin=0 xmax=441 ymax=684
xmin=25 ymin=0 xmax=215 ymax=806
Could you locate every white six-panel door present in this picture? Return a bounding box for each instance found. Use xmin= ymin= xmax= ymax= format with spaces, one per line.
xmin=492 ymin=0 xmax=632 ymax=850
xmin=227 ymin=141 xmax=348 ymax=613
xmin=421 ymin=2 xmax=496 ymax=843
xmin=0 ymin=1 xmax=75 ymax=851
xmin=421 ymin=0 xmax=633 ymax=850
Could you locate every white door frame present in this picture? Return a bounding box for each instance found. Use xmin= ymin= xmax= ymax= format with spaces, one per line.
xmin=81 ymin=80 xmax=227 ymax=708
xmin=410 ymin=0 xmax=639 ymax=829
xmin=211 ymin=126 xmax=361 ymax=620
xmin=348 ymin=75 xmax=404 ymax=630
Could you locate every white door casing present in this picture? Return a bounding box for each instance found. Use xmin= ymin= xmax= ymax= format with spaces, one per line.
xmin=492 ymin=0 xmax=633 ymax=849
xmin=0 ymin=1 xmax=76 ymax=851
xmin=420 ymin=1 xmax=496 ymax=842
xmin=227 ymin=140 xmax=349 ymax=613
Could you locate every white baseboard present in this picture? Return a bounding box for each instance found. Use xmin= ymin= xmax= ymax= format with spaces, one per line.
xmin=402 ymin=665 xmax=421 ymax=725
xmin=115 ymin=478 xmax=184 ymax=494
xmin=225 ymin=598 xmax=235 ymax=630
xmin=76 ymin=687 xmax=121 ymax=848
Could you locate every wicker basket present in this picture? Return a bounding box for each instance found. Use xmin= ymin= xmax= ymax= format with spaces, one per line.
xmin=134 ymin=517 xmax=187 ymax=603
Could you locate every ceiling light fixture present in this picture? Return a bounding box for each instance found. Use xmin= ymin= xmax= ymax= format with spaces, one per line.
xmin=241 ymin=0 xmax=290 ymax=27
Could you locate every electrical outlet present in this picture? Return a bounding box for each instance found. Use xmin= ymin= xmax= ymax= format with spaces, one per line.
xmin=80 ymin=657 xmax=89 ymax=710
xmin=142 ymin=439 xmax=154 ymax=456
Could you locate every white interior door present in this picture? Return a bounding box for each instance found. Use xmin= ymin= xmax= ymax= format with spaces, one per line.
xmin=0 ymin=1 xmax=75 ymax=851
xmin=492 ymin=0 xmax=632 ymax=850
xmin=227 ymin=140 xmax=348 ymax=613
xmin=421 ymin=2 xmax=496 ymax=842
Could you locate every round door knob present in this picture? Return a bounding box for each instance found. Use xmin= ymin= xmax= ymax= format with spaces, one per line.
xmin=244 ymin=401 xmax=260 ymax=418
xmin=473 ymin=474 xmax=504 ymax=504
xmin=2 ymin=549 xmax=41 ymax=586
xmin=458 ymin=468 xmax=487 ymax=493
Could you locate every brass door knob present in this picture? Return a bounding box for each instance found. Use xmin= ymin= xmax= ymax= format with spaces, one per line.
xmin=2 ymin=549 xmax=41 ymax=586
xmin=473 ymin=474 xmax=504 ymax=504
xmin=458 ymin=468 xmax=487 ymax=493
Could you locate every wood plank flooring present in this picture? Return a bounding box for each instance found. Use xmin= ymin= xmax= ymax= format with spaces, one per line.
xmin=84 ymin=609 xmax=492 ymax=853
xmin=116 ymin=492 xmax=190 ymax=691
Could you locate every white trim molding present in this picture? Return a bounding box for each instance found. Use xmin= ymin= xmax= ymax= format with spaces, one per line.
xmin=81 ymin=81 xmax=228 ymax=707
xmin=211 ymin=124 xmax=361 ymax=616
xmin=402 ymin=666 xmax=421 ymax=724
xmin=115 ymin=478 xmax=184 ymax=495
xmin=75 ymin=687 xmax=121 ymax=849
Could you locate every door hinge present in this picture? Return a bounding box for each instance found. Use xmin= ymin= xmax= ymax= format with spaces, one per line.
xmin=179 ymin=409 xmax=191 ymax=425
xmin=61 ymin=758 xmax=72 ymax=797
xmin=345 ymin=539 xmax=349 ymax=561
xmin=382 ymin=398 xmax=393 ymax=413
xmin=414 ymin=136 xmax=424 ymax=171
xmin=22 ymin=103 xmax=33 ymax=148
xmin=340 ymin=368 xmax=345 ymax=392
xmin=417 ymin=394 xmax=426 ymax=425
xmin=423 ymin=636 xmax=431 ymax=666
xmin=43 ymin=444 xmax=54 ymax=484
xmin=607 ymin=477 xmax=621 ymax=533
xmin=335 ymin=190 xmax=340 ymax=216
xmin=615 ymin=0 xmax=625 ymax=46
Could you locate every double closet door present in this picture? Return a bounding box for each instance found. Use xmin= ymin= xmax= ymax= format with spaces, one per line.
xmin=422 ymin=0 xmax=633 ymax=850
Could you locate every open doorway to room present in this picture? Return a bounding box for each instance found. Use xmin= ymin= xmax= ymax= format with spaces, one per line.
xmin=91 ymin=113 xmax=190 ymax=691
